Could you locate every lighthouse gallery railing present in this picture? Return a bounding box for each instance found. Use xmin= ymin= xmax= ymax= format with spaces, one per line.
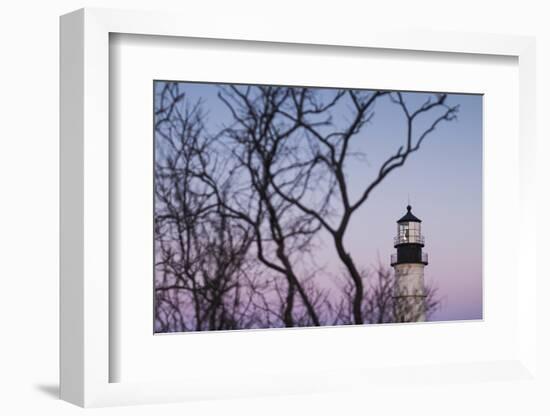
xmin=391 ymin=252 xmax=428 ymax=265
xmin=394 ymin=234 xmax=425 ymax=245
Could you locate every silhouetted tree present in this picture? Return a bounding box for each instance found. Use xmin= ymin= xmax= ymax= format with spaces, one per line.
xmin=154 ymin=82 xmax=455 ymax=330
xmin=262 ymin=88 xmax=457 ymax=324
xmin=335 ymin=264 xmax=440 ymax=324
xmin=154 ymin=83 xmax=264 ymax=331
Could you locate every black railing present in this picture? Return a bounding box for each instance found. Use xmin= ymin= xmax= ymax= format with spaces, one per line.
xmin=391 ymin=252 xmax=428 ymax=266
xmin=394 ymin=234 xmax=425 ymax=245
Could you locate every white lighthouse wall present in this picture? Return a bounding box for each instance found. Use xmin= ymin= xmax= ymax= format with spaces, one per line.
xmin=394 ymin=263 xmax=425 ymax=296
xmin=393 ymin=263 xmax=426 ymax=322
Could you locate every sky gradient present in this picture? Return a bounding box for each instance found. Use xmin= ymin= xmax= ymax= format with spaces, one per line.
xmin=157 ymin=81 xmax=483 ymax=322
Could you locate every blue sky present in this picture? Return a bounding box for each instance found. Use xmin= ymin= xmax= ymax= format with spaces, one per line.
xmin=155 ymin=81 xmax=483 ymax=321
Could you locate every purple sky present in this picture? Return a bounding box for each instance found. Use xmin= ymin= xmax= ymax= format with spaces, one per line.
xmin=156 ymin=81 xmax=483 ymax=322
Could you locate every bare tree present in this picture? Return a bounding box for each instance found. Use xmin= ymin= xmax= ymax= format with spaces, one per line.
xmin=263 ymin=88 xmax=458 ymax=324
xmin=154 ymin=82 xmax=266 ymax=331
xmin=198 ymin=85 xmax=335 ymax=327
xmin=336 ymin=264 xmax=440 ymax=325
xmin=153 ymin=82 xmax=455 ymax=331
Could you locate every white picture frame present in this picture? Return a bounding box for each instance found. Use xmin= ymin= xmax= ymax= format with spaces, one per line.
xmin=60 ymin=7 xmax=537 ymax=408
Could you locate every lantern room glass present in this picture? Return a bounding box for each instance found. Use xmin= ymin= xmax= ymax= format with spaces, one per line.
xmin=396 ymin=221 xmax=423 ymax=244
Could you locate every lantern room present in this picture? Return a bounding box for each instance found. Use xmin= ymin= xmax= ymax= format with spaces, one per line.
xmin=394 ymin=205 xmax=424 ymax=246
xmin=391 ymin=205 xmax=428 ymax=266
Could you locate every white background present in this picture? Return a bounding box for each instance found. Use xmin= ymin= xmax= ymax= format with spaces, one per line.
xmin=1 ymin=1 xmax=548 ymax=415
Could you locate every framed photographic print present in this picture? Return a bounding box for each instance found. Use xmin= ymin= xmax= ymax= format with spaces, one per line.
xmin=60 ymin=7 xmax=538 ymax=408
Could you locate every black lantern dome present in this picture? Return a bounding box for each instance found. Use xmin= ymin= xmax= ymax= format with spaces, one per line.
xmin=397 ymin=205 xmax=421 ymax=223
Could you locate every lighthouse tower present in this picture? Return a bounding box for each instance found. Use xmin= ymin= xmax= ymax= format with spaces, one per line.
xmin=391 ymin=205 xmax=428 ymax=322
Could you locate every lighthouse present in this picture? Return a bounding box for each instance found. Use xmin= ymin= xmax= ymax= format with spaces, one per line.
xmin=391 ymin=205 xmax=428 ymax=322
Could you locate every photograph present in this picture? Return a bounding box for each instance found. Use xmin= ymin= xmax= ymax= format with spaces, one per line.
xmin=153 ymin=81 xmax=483 ymax=333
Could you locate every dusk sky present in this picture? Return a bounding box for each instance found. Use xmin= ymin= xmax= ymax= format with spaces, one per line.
xmin=156 ymin=81 xmax=483 ymax=323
